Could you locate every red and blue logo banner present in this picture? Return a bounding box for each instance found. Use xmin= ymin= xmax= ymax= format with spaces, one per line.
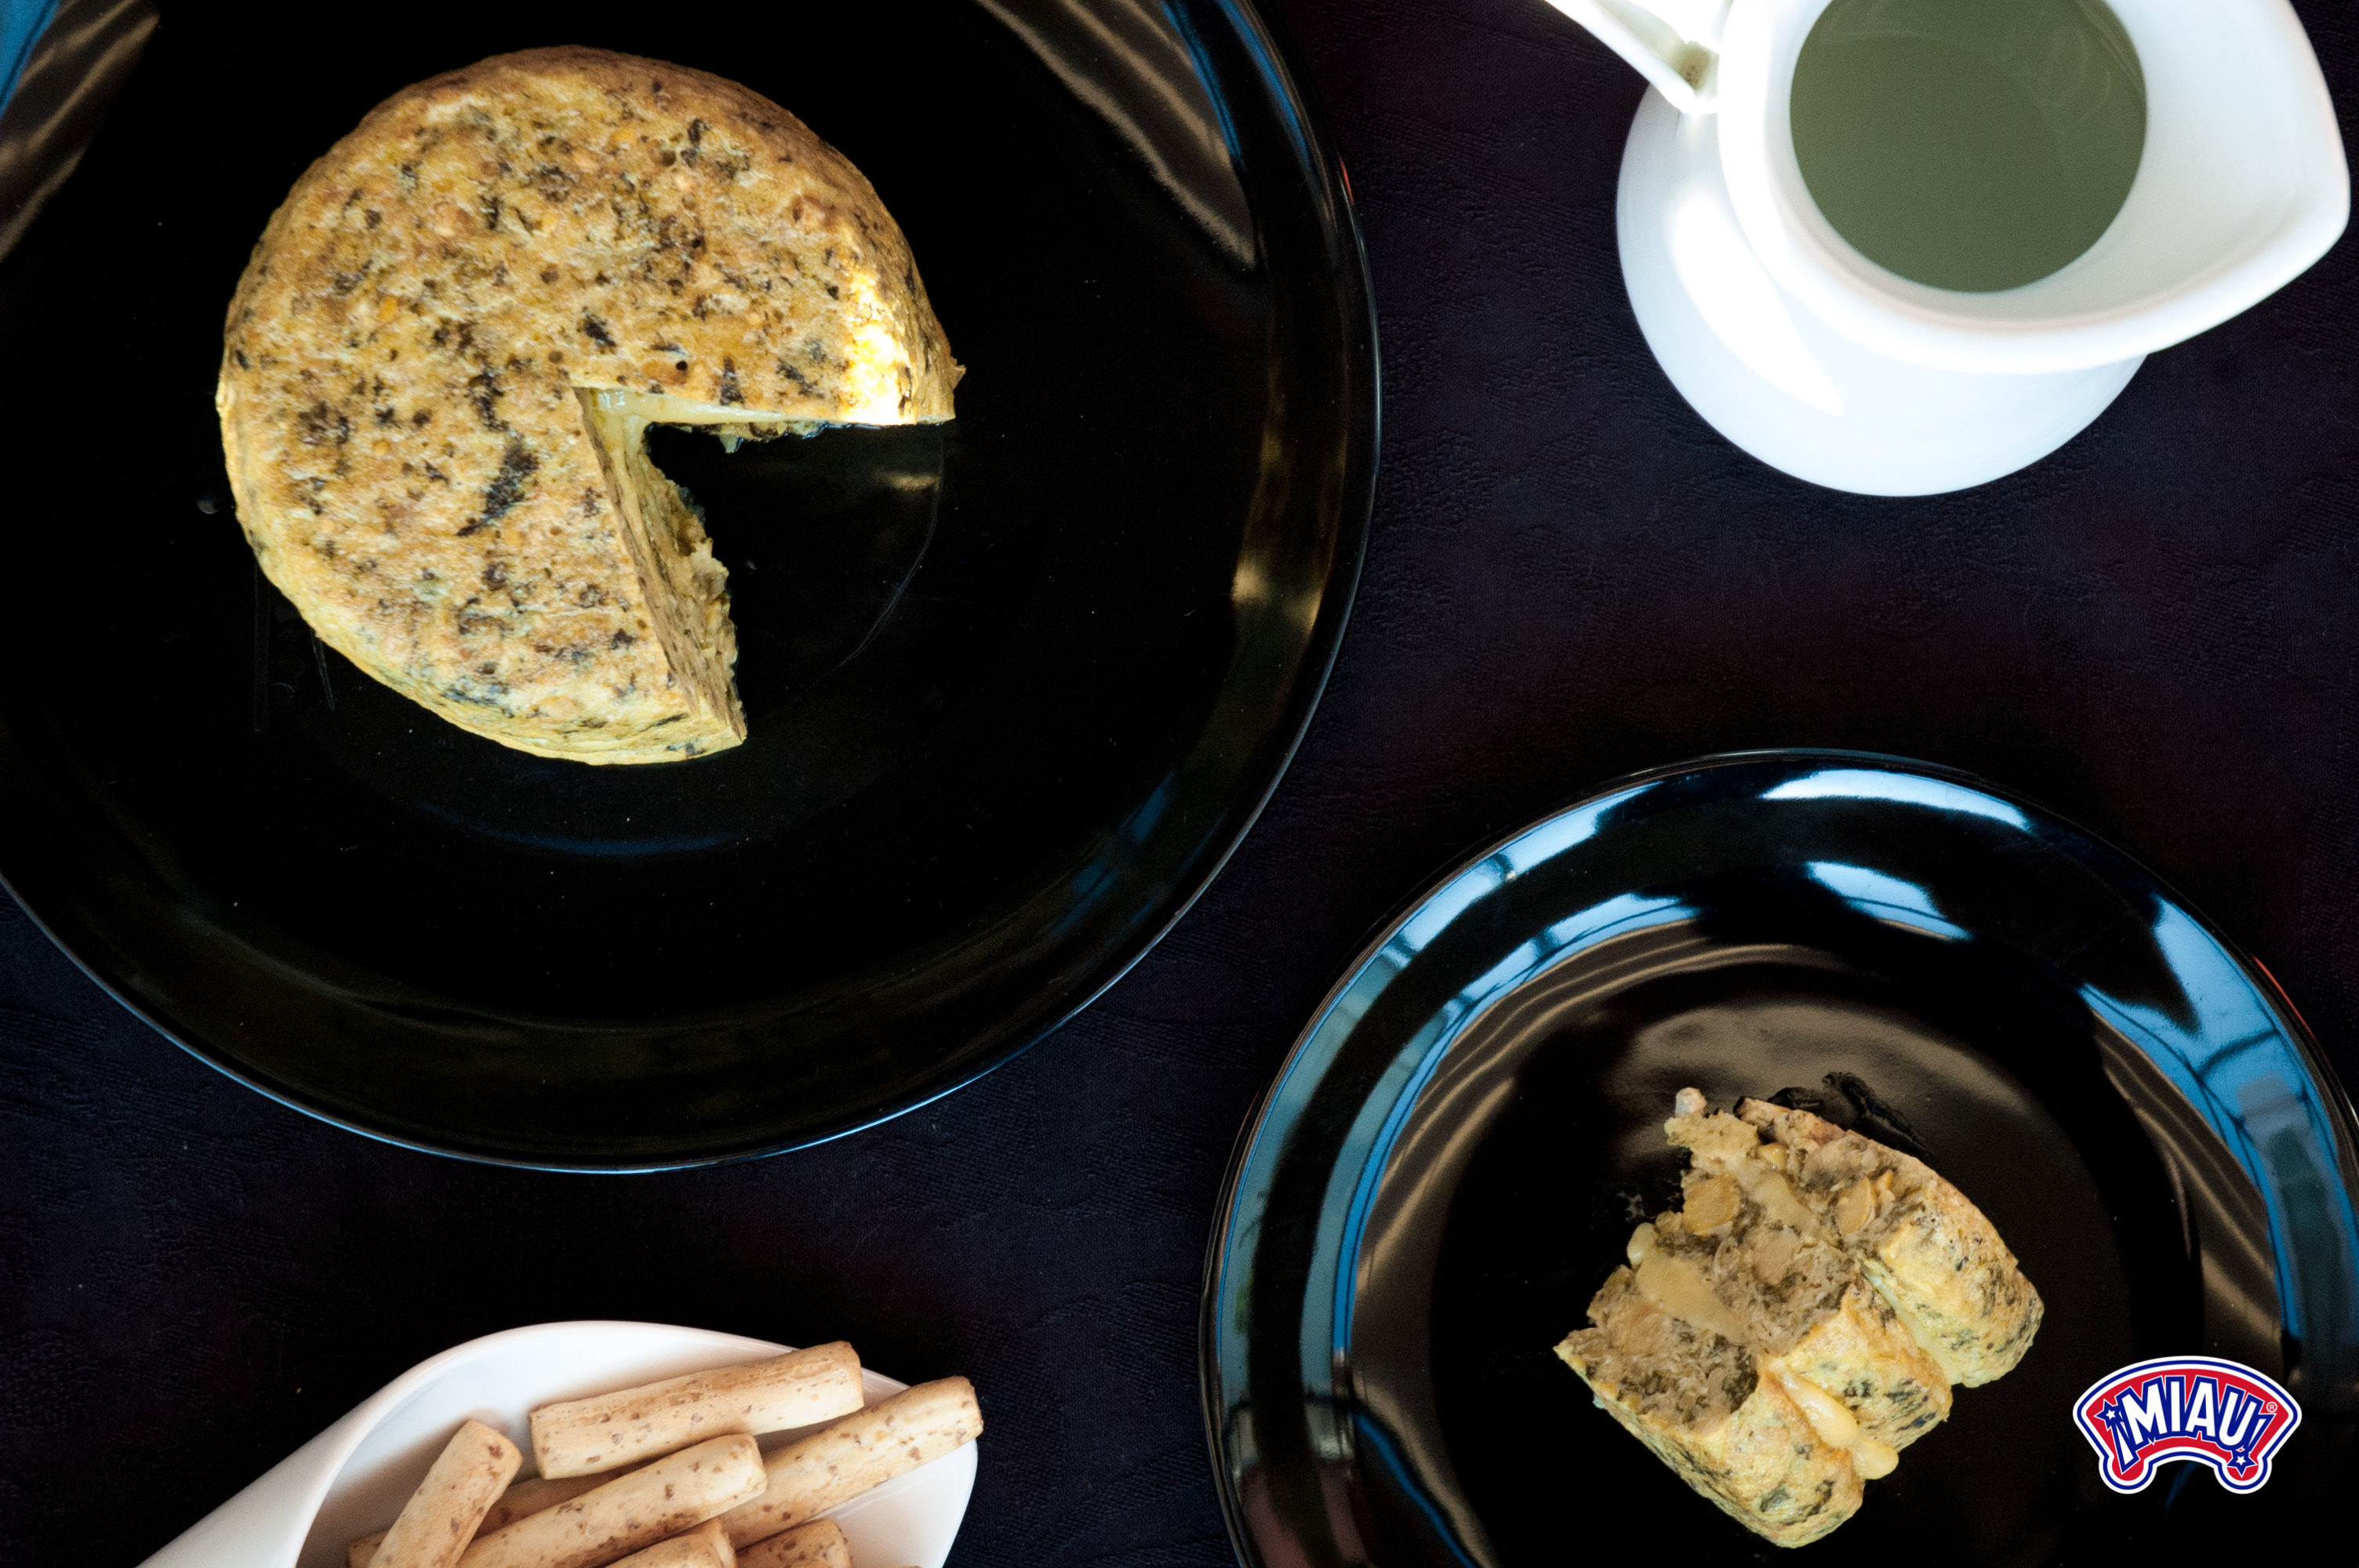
xmin=2073 ymin=1356 xmax=2300 ymax=1494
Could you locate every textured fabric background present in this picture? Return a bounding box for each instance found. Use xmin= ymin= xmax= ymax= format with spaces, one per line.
xmin=5 ymin=0 xmax=2359 ymax=1562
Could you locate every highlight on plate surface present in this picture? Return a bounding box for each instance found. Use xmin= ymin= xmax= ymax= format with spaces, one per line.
xmin=345 ymin=1343 xmax=981 ymax=1568
xmin=1555 ymin=1087 xmax=2042 ymax=1546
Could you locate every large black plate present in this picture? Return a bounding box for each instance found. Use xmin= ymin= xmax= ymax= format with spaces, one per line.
xmin=1203 ymin=750 xmax=2359 ymax=1567
xmin=0 ymin=0 xmax=1374 ymax=1167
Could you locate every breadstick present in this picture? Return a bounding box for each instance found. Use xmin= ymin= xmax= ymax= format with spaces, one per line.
xmin=718 ymin=1378 xmax=983 ymax=1548
xmin=533 ymin=1345 xmax=864 ymax=1479
xmin=367 ymin=1419 xmax=523 ymax=1568
xmin=482 ymin=1475 xmax=609 ymax=1534
xmin=462 ymin=1435 xmax=765 ymax=1568
xmin=735 ymin=1521 xmax=849 ymax=1568
xmin=353 ymin=1471 xmax=609 ymax=1565
xmin=609 ymin=1520 xmax=734 ymax=1568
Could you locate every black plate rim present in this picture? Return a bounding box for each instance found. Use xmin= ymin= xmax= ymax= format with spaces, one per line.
xmin=1196 ymin=744 xmax=2359 ymax=1567
xmin=0 ymin=0 xmax=1380 ymax=1172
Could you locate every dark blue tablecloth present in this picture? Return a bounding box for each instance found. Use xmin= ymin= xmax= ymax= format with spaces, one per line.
xmin=7 ymin=0 xmax=2359 ymax=1561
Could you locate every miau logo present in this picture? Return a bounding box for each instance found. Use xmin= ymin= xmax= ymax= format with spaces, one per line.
xmin=2073 ymin=1356 xmax=2300 ymax=1494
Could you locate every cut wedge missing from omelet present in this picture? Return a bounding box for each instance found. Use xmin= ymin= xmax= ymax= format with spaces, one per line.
xmin=218 ymin=47 xmax=960 ymax=764
xmin=1554 ymin=1088 xmax=2041 ymax=1547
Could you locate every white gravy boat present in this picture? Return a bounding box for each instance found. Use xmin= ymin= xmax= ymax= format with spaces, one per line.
xmin=1547 ymin=0 xmax=2348 ymax=493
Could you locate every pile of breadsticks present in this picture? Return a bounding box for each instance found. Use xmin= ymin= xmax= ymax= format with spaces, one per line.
xmin=343 ymin=1343 xmax=981 ymax=1568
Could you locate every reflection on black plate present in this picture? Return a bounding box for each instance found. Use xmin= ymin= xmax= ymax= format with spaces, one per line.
xmin=1202 ymin=751 xmax=2359 ymax=1567
xmin=0 ymin=0 xmax=1374 ymax=1166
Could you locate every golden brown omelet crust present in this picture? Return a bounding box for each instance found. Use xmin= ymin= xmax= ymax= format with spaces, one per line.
xmin=219 ymin=47 xmax=959 ymax=762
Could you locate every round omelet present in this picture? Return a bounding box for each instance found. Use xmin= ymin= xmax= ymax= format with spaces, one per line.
xmin=218 ymin=46 xmax=960 ymax=763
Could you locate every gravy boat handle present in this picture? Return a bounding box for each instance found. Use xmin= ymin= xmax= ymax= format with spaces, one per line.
xmin=1541 ymin=0 xmax=1731 ymax=113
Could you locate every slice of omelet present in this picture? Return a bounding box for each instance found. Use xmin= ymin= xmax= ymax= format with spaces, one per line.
xmin=1557 ymin=1089 xmax=2039 ymax=1547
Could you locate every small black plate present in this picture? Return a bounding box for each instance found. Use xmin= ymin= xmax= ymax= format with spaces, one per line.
xmin=1203 ymin=751 xmax=2359 ymax=1567
xmin=0 ymin=0 xmax=1374 ymax=1167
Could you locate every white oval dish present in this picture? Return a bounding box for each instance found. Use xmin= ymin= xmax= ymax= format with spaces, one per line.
xmin=136 ymin=1321 xmax=978 ymax=1568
